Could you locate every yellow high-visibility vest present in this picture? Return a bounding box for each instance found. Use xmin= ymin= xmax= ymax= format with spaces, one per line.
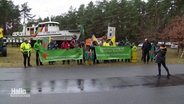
xmin=0 ymin=28 xmax=3 ymax=38
xmin=132 ymin=45 xmax=137 ymax=52
xmin=20 ymin=42 xmax=32 ymax=52
xmin=103 ymin=42 xmax=110 ymax=46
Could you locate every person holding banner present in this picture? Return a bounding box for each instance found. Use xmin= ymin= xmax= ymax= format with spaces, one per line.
xmin=92 ymin=41 xmax=99 ymax=64
xmin=76 ymin=41 xmax=83 ymax=65
xmin=85 ymin=48 xmax=94 ymax=65
xmin=103 ymin=39 xmax=110 ymax=46
xmin=20 ymin=38 xmax=32 ymax=68
xmin=61 ymin=40 xmax=70 ymax=64
xmin=124 ymin=41 xmax=131 ymax=63
xmin=33 ymin=38 xmax=43 ymax=66
xmin=48 ymin=39 xmax=57 ymax=65
xmin=70 ymin=38 xmax=76 ymax=49
xmin=103 ymin=39 xmax=110 ymax=63
xmin=118 ymin=40 xmax=125 ymax=46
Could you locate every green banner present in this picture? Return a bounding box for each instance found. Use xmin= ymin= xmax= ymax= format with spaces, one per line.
xmin=95 ymin=46 xmax=131 ymax=60
xmin=39 ymin=48 xmax=83 ymax=62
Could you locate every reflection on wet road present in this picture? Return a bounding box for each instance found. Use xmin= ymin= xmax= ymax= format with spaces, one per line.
xmin=0 ymin=74 xmax=184 ymax=94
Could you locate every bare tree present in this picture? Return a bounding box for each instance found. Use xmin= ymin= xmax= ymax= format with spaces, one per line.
xmin=162 ymin=16 xmax=184 ymax=52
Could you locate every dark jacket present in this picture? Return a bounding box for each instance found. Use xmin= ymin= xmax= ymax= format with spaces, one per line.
xmin=48 ymin=41 xmax=56 ymax=50
xmin=142 ymin=41 xmax=151 ymax=52
xmin=118 ymin=41 xmax=125 ymax=46
xmin=155 ymin=48 xmax=167 ymax=63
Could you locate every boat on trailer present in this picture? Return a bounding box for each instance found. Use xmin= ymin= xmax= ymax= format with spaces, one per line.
xmin=12 ymin=21 xmax=81 ymax=42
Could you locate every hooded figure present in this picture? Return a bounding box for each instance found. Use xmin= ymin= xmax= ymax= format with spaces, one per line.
xmin=34 ymin=38 xmax=42 ymax=51
xmin=33 ymin=38 xmax=43 ymax=66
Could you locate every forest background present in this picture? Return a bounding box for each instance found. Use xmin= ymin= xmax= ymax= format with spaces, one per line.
xmin=0 ymin=0 xmax=184 ymax=48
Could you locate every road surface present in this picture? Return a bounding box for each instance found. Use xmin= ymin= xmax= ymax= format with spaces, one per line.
xmin=0 ymin=64 xmax=184 ymax=104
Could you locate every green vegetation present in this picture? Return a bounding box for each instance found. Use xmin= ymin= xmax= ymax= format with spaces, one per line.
xmin=1 ymin=0 xmax=184 ymax=43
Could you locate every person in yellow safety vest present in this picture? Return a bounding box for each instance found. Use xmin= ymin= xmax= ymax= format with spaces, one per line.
xmin=131 ymin=43 xmax=137 ymax=52
xmin=0 ymin=27 xmax=3 ymax=38
xmin=20 ymin=38 xmax=32 ymax=68
xmin=103 ymin=39 xmax=110 ymax=46
xmin=131 ymin=43 xmax=138 ymax=62
xmin=102 ymin=39 xmax=110 ymax=63
xmin=0 ymin=26 xmax=4 ymax=50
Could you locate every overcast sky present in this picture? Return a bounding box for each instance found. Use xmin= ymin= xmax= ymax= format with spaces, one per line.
xmin=12 ymin=0 xmax=102 ymax=19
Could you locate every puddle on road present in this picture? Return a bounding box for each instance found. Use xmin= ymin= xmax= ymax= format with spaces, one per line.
xmin=1 ymin=74 xmax=184 ymax=94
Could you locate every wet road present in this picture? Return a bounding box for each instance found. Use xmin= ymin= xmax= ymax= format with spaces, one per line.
xmin=0 ymin=64 xmax=184 ymax=104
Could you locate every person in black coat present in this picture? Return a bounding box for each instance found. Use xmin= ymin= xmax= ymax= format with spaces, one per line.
xmin=142 ymin=38 xmax=151 ymax=64
xmin=155 ymin=44 xmax=170 ymax=78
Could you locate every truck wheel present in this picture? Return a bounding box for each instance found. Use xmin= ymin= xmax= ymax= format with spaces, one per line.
xmin=2 ymin=47 xmax=7 ymax=56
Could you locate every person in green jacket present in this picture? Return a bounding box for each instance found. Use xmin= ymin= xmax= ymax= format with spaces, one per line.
xmin=33 ymin=38 xmax=43 ymax=66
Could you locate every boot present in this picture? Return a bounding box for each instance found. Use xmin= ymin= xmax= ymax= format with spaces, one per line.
xmin=157 ymin=74 xmax=161 ymax=79
xmin=167 ymin=74 xmax=171 ymax=79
